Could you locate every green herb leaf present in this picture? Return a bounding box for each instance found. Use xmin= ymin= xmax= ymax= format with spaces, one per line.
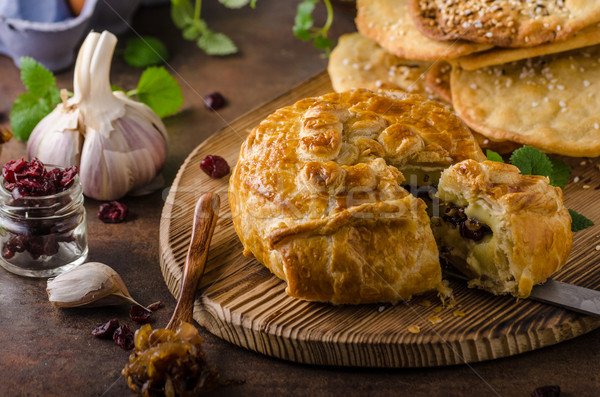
xmin=509 ymin=146 xmax=553 ymax=177
xmin=197 ymin=31 xmax=238 ymax=55
xmin=250 ymin=0 xmax=257 ymax=8
xmin=19 ymin=57 xmax=56 ymax=98
xmin=219 ymin=0 xmax=251 ymax=8
xmin=123 ymin=37 xmax=169 ymax=68
xmin=549 ymin=158 xmax=572 ymax=189
xmin=171 ymin=0 xmax=194 ymax=29
xmin=313 ymin=35 xmax=334 ymax=50
xmin=486 ymin=149 xmax=504 ymax=163
xmin=294 ymin=0 xmax=317 ymax=35
xmin=182 ymin=23 xmax=202 ymax=41
xmin=136 ymin=67 xmax=183 ymax=118
xmin=10 ymin=93 xmax=53 ymax=140
xmin=569 ymin=209 xmax=594 ymax=232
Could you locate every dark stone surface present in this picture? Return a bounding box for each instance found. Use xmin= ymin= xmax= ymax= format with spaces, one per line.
xmin=0 ymin=2 xmax=598 ymax=397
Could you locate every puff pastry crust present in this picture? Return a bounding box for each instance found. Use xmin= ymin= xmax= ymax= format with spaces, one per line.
xmin=434 ymin=160 xmax=572 ymax=298
xmin=229 ymin=89 xmax=485 ymax=304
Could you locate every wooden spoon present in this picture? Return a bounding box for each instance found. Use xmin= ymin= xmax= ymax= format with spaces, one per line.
xmin=166 ymin=192 xmax=220 ymax=330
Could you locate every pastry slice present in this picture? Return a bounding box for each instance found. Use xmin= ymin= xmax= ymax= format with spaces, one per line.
xmin=432 ymin=160 xmax=572 ymax=298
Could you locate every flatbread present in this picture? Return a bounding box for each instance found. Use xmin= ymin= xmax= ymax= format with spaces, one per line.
xmin=356 ymin=0 xmax=492 ymax=61
xmin=425 ymin=61 xmax=452 ymax=103
xmin=453 ymin=23 xmax=600 ymax=70
xmin=451 ymin=45 xmax=600 ymax=157
xmin=409 ymin=0 xmax=600 ymax=48
xmin=328 ymin=33 xmax=433 ymax=97
xmin=426 ymin=62 xmax=521 ymax=155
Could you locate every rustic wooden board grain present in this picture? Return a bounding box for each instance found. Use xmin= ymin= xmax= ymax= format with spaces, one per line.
xmin=159 ymin=71 xmax=600 ymax=367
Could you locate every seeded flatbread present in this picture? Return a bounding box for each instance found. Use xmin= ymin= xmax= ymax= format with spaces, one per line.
xmin=451 ymin=45 xmax=600 ymax=157
xmin=453 ymin=23 xmax=600 ymax=70
xmin=426 ymin=62 xmax=521 ymax=154
xmin=409 ymin=0 xmax=600 ymax=48
xmin=356 ymin=0 xmax=492 ymax=61
xmin=328 ymin=33 xmax=433 ymax=97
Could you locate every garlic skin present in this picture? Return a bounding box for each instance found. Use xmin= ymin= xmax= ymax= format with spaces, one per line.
xmin=26 ymin=90 xmax=83 ymax=167
xmin=47 ymin=262 xmax=147 ymax=309
xmin=27 ymin=31 xmax=169 ymax=201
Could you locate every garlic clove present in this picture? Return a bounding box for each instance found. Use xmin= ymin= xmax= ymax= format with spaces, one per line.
xmin=46 ymin=262 xmax=148 ymax=310
xmin=26 ymin=91 xmax=83 ymax=167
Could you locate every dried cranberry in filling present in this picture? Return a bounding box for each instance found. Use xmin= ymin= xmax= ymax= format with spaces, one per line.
xmin=92 ymin=319 xmax=120 ymax=339
xmin=98 ymin=201 xmax=128 ymax=223
xmin=113 ymin=324 xmax=135 ymax=350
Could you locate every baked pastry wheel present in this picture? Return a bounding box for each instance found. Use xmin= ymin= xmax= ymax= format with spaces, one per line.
xmin=433 ymin=160 xmax=572 ymax=298
xmin=229 ymin=88 xmax=485 ymax=304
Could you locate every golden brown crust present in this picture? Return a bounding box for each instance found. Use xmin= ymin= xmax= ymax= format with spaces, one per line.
xmin=229 ymin=89 xmax=485 ymax=304
xmin=451 ymin=45 xmax=600 ymax=157
xmin=356 ymin=0 xmax=492 ymax=61
xmin=436 ymin=160 xmax=572 ymax=298
xmin=409 ymin=0 xmax=600 ymax=48
xmin=328 ymin=33 xmax=433 ymax=97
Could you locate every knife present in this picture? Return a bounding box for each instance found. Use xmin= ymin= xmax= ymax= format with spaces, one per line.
xmin=443 ymin=268 xmax=600 ymax=317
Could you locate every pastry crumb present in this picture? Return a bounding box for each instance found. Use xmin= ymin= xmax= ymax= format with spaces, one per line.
xmin=429 ymin=316 xmax=442 ymax=325
xmin=377 ymin=306 xmax=385 ymax=312
xmin=453 ymin=310 xmax=466 ymax=317
xmin=419 ymin=300 xmax=432 ymax=307
xmin=407 ymin=325 xmax=421 ymax=334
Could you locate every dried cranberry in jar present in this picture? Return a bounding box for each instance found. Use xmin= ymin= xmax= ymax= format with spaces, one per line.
xmin=113 ymin=324 xmax=135 ymax=350
xmin=92 ymin=319 xmax=120 ymax=339
xmin=130 ymin=305 xmax=152 ymax=323
xmin=98 ymin=201 xmax=128 ymax=223
xmin=200 ymin=155 xmax=230 ymax=179
xmin=204 ymin=92 xmax=226 ymax=111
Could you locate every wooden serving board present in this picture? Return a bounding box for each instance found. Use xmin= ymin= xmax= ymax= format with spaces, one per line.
xmin=159 ymin=71 xmax=600 ymax=367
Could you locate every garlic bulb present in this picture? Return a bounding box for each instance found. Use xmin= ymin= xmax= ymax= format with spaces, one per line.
xmin=27 ymin=31 xmax=168 ymax=201
xmin=47 ymin=262 xmax=148 ymax=309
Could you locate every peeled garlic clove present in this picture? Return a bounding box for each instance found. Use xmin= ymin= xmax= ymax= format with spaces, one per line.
xmin=46 ymin=262 xmax=148 ymax=309
xmin=26 ymin=91 xmax=83 ymax=167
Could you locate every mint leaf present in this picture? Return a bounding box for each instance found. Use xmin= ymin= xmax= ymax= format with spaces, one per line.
xmin=171 ymin=0 xmax=194 ymax=29
xmin=486 ymin=149 xmax=504 ymax=163
xmin=219 ymin=0 xmax=251 ymax=8
xmin=19 ymin=57 xmax=56 ymax=97
xmin=509 ymin=146 xmax=553 ymax=177
xmin=549 ymin=158 xmax=572 ymax=189
xmin=123 ymin=37 xmax=169 ymax=68
xmin=183 ymin=20 xmax=205 ymax=40
xmin=569 ymin=209 xmax=594 ymax=232
xmin=136 ymin=67 xmax=183 ymax=118
xmin=10 ymin=93 xmax=53 ymax=140
xmin=197 ymin=31 xmax=237 ymax=55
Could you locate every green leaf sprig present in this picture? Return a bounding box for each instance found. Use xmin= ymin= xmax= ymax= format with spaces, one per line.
xmin=171 ymin=0 xmax=254 ymax=55
xmin=10 ymin=57 xmax=183 ymax=140
xmin=10 ymin=57 xmax=62 ymax=141
xmin=123 ymin=37 xmax=170 ymax=68
xmin=293 ymin=0 xmax=335 ymax=54
xmin=486 ymin=146 xmax=594 ymax=232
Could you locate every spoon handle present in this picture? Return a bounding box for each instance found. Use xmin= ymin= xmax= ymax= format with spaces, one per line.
xmin=167 ymin=192 xmax=220 ymax=330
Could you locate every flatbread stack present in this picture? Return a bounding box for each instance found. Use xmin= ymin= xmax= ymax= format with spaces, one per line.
xmin=328 ymin=0 xmax=600 ymax=156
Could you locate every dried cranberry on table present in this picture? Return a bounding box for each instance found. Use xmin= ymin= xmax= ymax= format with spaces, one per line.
xmin=92 ymin=319 xmax=120 ymax=339
xmin=98 ymin=201 xmax=128 ymax=223
xmin=204 ymin=91 xmax=226 ymax=111
xmin=113 ymin=324 xmax=135 ymax=350
xmin=130 ymin=305 xmax=152 ymax=323
xmin=200 ymin=155 xmax=230 ymax=179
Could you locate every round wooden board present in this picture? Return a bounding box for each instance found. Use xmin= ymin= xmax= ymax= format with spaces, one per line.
xmin=159 ymin=72 xmax=600 ymax=367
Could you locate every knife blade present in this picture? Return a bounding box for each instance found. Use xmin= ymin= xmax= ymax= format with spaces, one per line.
xmin=443 ymin=268 xmax=600 ymax=317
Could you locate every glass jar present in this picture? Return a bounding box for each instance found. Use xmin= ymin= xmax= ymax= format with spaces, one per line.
xmin=0 ymin=170 xmax=88 ymax=277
